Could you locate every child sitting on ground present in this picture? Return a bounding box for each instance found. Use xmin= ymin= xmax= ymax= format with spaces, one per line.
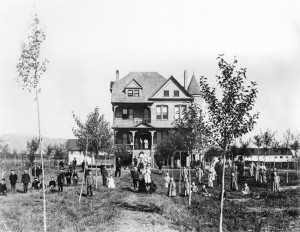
xmin=241 ymin=183 xmax=250 ymax=195
xmin=201 ymin=185 xmax=211 ymax=197
xmin=0 ymin=179 xmax=7 ymax=196
xmin=191 ymin=182 xmax=198 ymax=193
xmin=49 ymin=177 xmax=56 ymax=192
xmin=32 ymin=177 xmax=40 ymax=190
xmin=107 ymin=175 xmax=115 ymax=189
xmin=149 ymin=179 xmax=157 ymax=193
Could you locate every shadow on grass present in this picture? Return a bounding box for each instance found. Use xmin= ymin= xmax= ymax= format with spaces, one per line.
xmin=116 ymin=202 xmax=162 ymax=214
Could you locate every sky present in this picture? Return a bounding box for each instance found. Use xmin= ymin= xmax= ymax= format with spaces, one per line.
xmin=0 ymin=0 xmax=299 ymax=142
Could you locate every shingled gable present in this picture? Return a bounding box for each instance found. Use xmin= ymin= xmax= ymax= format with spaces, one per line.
xmin=111 ymin=72 xmax=166 ymax=103
xmin=124 ymin=79 xmax=142 ymax=89
xmin=149 ymin=75 xmax=193 ymax=99
xmin=187 ymin=74 xmax=201 ymax=95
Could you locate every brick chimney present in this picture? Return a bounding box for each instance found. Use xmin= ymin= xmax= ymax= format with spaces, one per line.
xmin=184 ymin=69 xmax=188 ymax=90
xmin=116 ymin=70 xmax=119 ymax=81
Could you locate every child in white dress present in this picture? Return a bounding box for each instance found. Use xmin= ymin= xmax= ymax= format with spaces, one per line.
xmin=107 ymin=175 xmax=115 ymax=189
xmin=164 ymin=173 xmax=170 ymax=188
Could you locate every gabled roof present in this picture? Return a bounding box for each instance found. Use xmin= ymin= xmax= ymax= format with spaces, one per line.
xmin=149 ymin=75 xmax=193 ymax=99
xmin=66 ymin=139 xmax=82 ymax=151
xmin=187 ymin=74 xmax=201 ymax=95
xmin=133 ymin=122 xmax=154 ymax=128
xmin=124 ymin=79 xmax=142 ymax=89
xmin=111 ymin=72 xmax=166 ymax=103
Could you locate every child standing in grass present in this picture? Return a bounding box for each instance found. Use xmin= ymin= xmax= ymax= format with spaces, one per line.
xmin=21 ymin=170 xmax=30 ymax=193
xmin=132 ymin=167 xmax=139 ymax=191
xmin=164 ymin=173 xmax=170 ymax=189
xmin=86 ymin=171 xmax=95 ymax=196
xmin=0 ymin=179 xmax=7 ymax=196
xmin=183 ymin=179 xmax=190 ymax=196
xmin=57 ymin=169 xmax=65 ymax=192
xmin=168 ymin=177 xmax=176 ymax=197
xmin=191 ymin=182 xmax=198 ymax=193
xmin=9 ymin=170 xmax=18 ymax=193
xmin=196 ymin=167 xmax=204 ymax=185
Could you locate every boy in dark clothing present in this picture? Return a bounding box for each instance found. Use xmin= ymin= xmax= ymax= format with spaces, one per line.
xmin=72 ymin=169 xmax=78 ymax=185
xmin=0 ymin=179 xmax=7 ymax=196
xmin=86 ymin=171 xmax=95 ymax=196
xmin=21 ymin=170 xmax=31 ymax=193
xmin=115 ymin=157 xmax=122 ymax=177
xmin=102 ymin=166 xmax=108 ymax=186
xmin=9 ymin=170 xmax=18 ymax=192
xmin=149 ymin=180 xmax=157 ymax=193
xmin=138 ymin=177 xmax=146 ymax=192
xmin=65 ymin=169 xmax=72 ymax=185
xmin=133 ymin=156 xmax=138 ymax=167
xmin=132 ymin=167 xmax=139 ymax=190
xmin=57 ymin=170 xmax=65 ymax=192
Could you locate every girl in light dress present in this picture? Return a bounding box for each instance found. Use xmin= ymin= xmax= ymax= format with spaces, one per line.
xmin=144 ymin=166 xmax=151 ymax=191
xmin=208 ymin=171 xmax=214 ymax=188
xmin=164 ymin=172 xmax=170 ymax=189
xmin=107 ymin=175 xmax=115 ymax=189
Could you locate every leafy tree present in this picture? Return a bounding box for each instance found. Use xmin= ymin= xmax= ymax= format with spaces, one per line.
xmin=173 ymin=103 xmax=213 ymax=156
xmin=290 ymin=132 xmax=300 ymax=174
xmin=155 ymin=132 xmax=178 ymax=167
xmin=239 ymin=138 xmax=251 ymax=158
xmin=72 ymin=107 xmax=112 ymax=157
xmin=261 ymin=129 xmax=276 ymax=166
xmin=16 ymin=14 xmax=48 ymax=231
xmin=53 ymin=143 xmax=68 ymax=160
xmin=204 ymin=146 xmax=223 ymax=161
xmin=199 ymin=55 xmax=259 ymax=232
xmin=72 ymin=107 xmax=112 ymax=201
xmin=114 ymin=144 xmax=132 ymax=166
xmin=26 ymin=137 xmax=39 ymax=165
xmin=253 ymin=134 xmax=263 ymax=162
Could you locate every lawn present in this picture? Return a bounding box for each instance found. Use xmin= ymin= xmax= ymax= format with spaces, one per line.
xmin=0 ymin=167 xmax=299 ymax=232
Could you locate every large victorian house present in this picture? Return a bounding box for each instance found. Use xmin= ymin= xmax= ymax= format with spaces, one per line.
xmin=110 ymin=70 xmax=202 ymax=166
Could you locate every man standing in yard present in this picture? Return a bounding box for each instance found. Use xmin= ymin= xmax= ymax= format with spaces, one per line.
xmin=115 ymin=157 xmax=122 ymax=177
xmin=86 ymin=171 xmax=95 ymax=196
xmin=21 ymin=170 xmax=30 ymax=193
xmin=215 ymin=157 xmax=224 ymax=187
xmin=57 ymin=169 xmax=65 ymax=192
xmin=9 ymin=170 xmax=18 ymax=192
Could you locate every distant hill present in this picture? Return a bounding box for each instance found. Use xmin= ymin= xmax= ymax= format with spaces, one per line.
xmin=1 ymin=134 xmax=67 ymax=153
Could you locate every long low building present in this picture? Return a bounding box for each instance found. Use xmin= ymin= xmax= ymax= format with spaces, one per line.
xmin=242 ymin=148 xmax=296 ymax=162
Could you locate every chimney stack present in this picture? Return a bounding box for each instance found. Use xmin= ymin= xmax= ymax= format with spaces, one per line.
xmin=184 ymin=69 xmax=188 ymax=90
xmin=116 ymin=70 xmax=119 ymax=81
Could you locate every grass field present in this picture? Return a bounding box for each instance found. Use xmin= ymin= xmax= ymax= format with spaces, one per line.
xmin=0 ymin=167 xmax=299 ymax=232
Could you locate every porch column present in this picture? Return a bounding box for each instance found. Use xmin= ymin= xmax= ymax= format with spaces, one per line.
xmin=149 ymin=131 xmax=156 ymax=168
xmin=130 ymin=131 xmax=136 ymax=161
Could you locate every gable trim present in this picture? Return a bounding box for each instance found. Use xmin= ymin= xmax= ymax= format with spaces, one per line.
xmin=124 ymin=79 xmax=143 ymax=89
xmin=149 ymin=75 xmax=193 ymax=100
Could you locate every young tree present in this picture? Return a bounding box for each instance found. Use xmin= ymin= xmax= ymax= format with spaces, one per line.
xmin=253 ymin=134 xmax=263 ymax=163
xmin=239 ymin=138 xmax=251 ymax=174
xmin=26 ymin=137 xmax=39 ymax=166
xmin=283 ymin=129 xmax=292 ymax=182
xmin=199 ymin=55 xmax=259 ymax=232
xmin=271 ymin=140 xmax=280 ymax=168
xmin=261 ymin=130 xmax=276 ymax=167
xmin=16 ymin=14 xmax=48 ymax=231
xmin=72 ymin=107 xmax=112 ymax=199
xmin=290 ymin=132 xmax=300 ymax=174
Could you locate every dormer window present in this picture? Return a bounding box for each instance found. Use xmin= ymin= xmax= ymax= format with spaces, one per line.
xmin=127 ymin=89 xmax=140 ymax=97
xmin=124 ymin=79 xmax=142 ymax=97
xmin=163 ymin=90 xmax=169 ymax=97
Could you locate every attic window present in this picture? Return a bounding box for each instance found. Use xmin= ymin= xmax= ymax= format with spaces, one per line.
xmin=163 ymin=90 xmax=169 ymax=97
xmin=127 ymin=89 xmax=140 ymax=97
xmin=174 ymin=90 xmax=179 ymax=97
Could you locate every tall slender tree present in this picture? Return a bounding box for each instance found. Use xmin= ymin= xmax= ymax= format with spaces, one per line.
xmin=261 ymin=130 xmax=276 ymax=167
xmin=199 ymin=55 xmax=259 ymax=232
xmin=16 ymin=14 xmax=48 ymax=232
xmin=253 ymin=134 xmax=263 ymax=163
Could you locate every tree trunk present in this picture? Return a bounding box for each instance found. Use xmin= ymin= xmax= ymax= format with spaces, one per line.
xmin=36 ymin=88 xmax=47 ymax=232
xmin=179 ymin=151 xmax=181 ymax=195
xmin=219 ymin=152 xmax=226 ymax=232
xmin=79 ymin=138 xmax=88 ymax=203
xmin=95 ymin=154 xmax=98 ymax=189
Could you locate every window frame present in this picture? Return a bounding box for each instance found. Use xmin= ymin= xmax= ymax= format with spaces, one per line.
xmin=156 ymin=105 xmax=168 ymax=120
xmin=174 ymin=90 xmax=179 ymax=97
xmin=174 ymin=104 xmax=186 ymax=119
xmin=163 ymin=90 xmax=169 ymax=97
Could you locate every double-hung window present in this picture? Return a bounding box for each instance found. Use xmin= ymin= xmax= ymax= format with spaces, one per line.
xmin=156 ymin=105 xmax=168 ymax=120
xmin=175 ymin=105 xmax=186 ymax=119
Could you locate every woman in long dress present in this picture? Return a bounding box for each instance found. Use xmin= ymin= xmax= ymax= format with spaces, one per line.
xmin=196 ymin=167 xmax=204 ymax=185
xmin=168 ymin=177 xmax=176 ymax=197
xmin=230 ymin=163 xmax=238 ymax=191
xmin=164 ymin=172 xmax=170 ymax=188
